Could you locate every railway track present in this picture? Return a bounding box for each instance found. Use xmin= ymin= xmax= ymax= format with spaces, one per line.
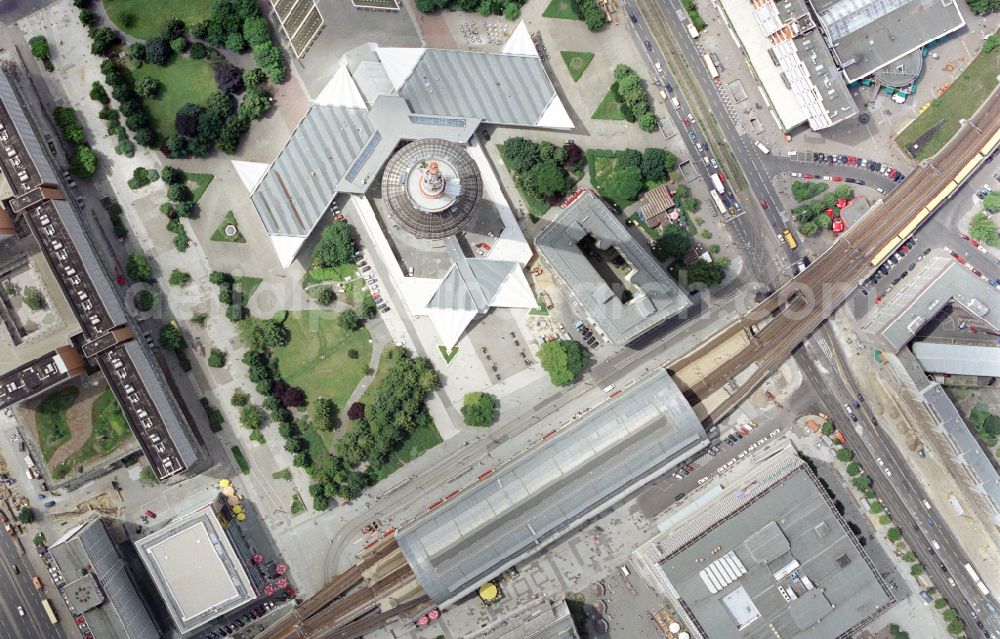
xmin=670 ymin=92 xmax=1000 ymax=417
xmin=261 ymin=90 xmax=1000 ymax=639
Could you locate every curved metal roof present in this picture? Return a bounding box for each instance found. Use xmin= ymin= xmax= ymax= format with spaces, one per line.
xmin=396 ymin=369 xmax=706 ymax=605
xmin=381 ymin=139 xmax=482 ymax=239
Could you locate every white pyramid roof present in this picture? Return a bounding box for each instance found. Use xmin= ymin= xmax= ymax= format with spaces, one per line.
xmin=314 ymin=64 xmax=367 ymax=108
xmin=426 ymin=307 xmax=479 ymax=350
xmin=501 ymin=22 xmax=539 ymax=57
xmin=487 ymin=267 xmax=537 ymax=308
xmin=269 ymin=235 xmax=308 ymax=269
xmin=375 ymin=47 xmax=425 ymax=90
xmin=537 ymin=95 xmax=574 ymax=129
xmin=232 ymin=160 xmax=269 ymax=192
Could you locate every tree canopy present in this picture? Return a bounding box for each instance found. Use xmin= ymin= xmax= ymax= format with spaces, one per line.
xmin=29 ymin=36 xmax=50 ymax=60
xmin=984 ymin=191 xmax=1000 ymax=212
xmin=969 ymin=212 xmax=998 ymax=246
xmin=652 ymin=224 xmax=690 ymax=261
xmin=461 ymin=392 xmax=496 ymax=426
xmin=159 ymin=323 xmax=185 ymax=352
xmin=501 ymin=137 xmax=540 ymax=174
xmin=528 ymin=160 xmax=567 ymax=199
xmin=125 ymin=252 xmax=152 ymax=281
xmin=684 ymin=259 xmax=726 ymax=287
xmin=313 ymin=221 xmax=356 ymax=267
xmin=538 ymin=340 xmax=588 ymax=386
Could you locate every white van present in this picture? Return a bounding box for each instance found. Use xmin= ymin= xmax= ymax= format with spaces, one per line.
xmin=931 ymin=539 xmax=941 ymax=550
xmin=755 ymin=141 xmax=770 ymax=154
xmin=671 ymin=96 xmax=680 ymax=109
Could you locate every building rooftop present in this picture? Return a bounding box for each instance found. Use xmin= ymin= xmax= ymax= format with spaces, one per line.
xmin=912 ymin=342 xmax=1000 ymax=378
xmin=889 ymin=349 xmax=1000 ymax=526
xmin=658 ymin=460 xmax=893 ymax=639
xmin=242 ymin=27 xmax=571 ymax=267
xmin=49 ymin=518 xmax=160 ymax=639
xmin=391 ymin=48 xmax=565 ymax=128
xmin=535 ymin=191 xmax=692 ymax=345
xmin=135 ymin=505 xmax=256 ymax=634
xmin=396 ymin=369 xmax=706 ymax=606
xmin=863 ymin=256 xmax=998 ymax=352
xmin=809 ymin=0 xmax=965 ymax=83
xmin=0 ymin=70 xmax=198 ymax=481
xmin=718 ymin=0 xmax=857 ymax=131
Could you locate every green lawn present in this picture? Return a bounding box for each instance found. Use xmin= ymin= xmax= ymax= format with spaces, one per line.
xmin=592 ymin=90 xmax=624 ymax=120
xmin=188 ymin=173 xmax=214 ymax=202
xmin=130 ymin=57 xmax=216 ymax=140
xmin=438 ymin=345 xmax=459 ymax=363
xmin=35 ymin=387 xmax=78 ymax=462
xmin=301 ymin=264 xmax=358 ymax=288
xmin=234 ymin=276 xmax=263 ymax=302
xmin=273 ymin=311 xmax=373 ymax=414
xmin=290 ymin=492 xmax=306 ymax=515
xmin=272 ymin=468 xmax=292 ymax=481
xmin=543 ymin=0 xmax=580 ymax=19
xmin=561 ymin=51 xmax=594 ymax=82
xmin=528 ymin=295 xmax=550 ymax=316
xmin=103 ymin=0 xmax=212 ymax=40
xmin=210 ymin=211 xmax=245 ymax=243
xmin=52 ymin=388 xmax=133 ymax=479
xmin=896 ymin=37 xmax=1000 ymax=161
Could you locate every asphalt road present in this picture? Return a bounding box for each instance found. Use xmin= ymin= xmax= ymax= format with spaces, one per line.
xmin=0 ymin=533 xmax=60 ymax=639
xmin=629 ymin=0 xmax=799 ymax=283
xmin=797 ymin=328 xmax=999 ymax=639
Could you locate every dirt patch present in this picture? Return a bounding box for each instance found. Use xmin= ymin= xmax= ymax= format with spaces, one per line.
xmin=903 ymin=120 xmax=944 ymax=158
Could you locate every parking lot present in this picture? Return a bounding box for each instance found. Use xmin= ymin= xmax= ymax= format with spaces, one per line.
xmin=635 ymin=420 xmax=783 ymax=519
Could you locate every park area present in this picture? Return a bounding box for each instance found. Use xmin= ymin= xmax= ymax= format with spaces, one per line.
xmin=896 ymin=35 xmax=1000 ymax=161
xmin=103 ymin=0 xmax=211 ymax=40
xmin=28 ymin=384 xmax=134 ymax=480
xmin=272 ymin=311 xmax=373 ymax=422
xmin=130 ymin=57 xmax=216 ymax=140
xmin=357 ymin=349 xmax=442 ymax=482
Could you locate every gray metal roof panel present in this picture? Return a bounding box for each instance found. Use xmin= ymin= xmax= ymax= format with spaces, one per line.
xmin=426 ymin=264 xmax=479 ymax=312
xmin=396 ymin=370 xmax=705 ymax=604
xmin=912 ymin=342 xmax=1000 ymax=377
xmin=0 ymin=73 xmax=60 ymax=185
xmin=252 ymin=105 xmax=373 ymax=236
xmin=814 ymin=0 xmax=966 ymax=82
xmin=399 ymin=50 xmax=556 ymax=126
xmin=873 ymin=260 xmax=998 ymax=351
xmin=661 ymin=467 xmax=893 ymax=639
xmin=536 ymin=192 xmax=691 ymax=345
xmin=51 ymin=519 xmax=160 ymax=639
xmin=50 ymin=199 xmax=127 ymax=328
xmin=123 ymin=341 xmax=199 ymax=467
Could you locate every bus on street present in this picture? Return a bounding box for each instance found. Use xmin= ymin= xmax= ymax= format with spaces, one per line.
xmin=702 ymin=54 xmax=719 ymax=80
xmin=710 ymin=191 xmax=726 ymax=216
xmin=41 ymin=598 xmax=57 ymax=625
xmin=782 ymin=229 xmax=797 ymax=250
